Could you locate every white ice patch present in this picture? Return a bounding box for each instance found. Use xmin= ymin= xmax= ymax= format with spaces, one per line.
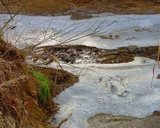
xmin=47 ymin=57 xmax=160 ymax=128
xmin=1 ymin=13 xmax=160 ymax=49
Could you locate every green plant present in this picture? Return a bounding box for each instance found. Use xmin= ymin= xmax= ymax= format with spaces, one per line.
xmin=32 ymin=71 xmax=50 ymax=104
xmin=0 ymin=28 xmax=3 ymax=39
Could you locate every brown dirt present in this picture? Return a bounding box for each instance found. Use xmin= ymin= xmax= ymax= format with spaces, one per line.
xmin=0 ymin=40 xmax=78 ymax=128
xmin=88 ymin=113 xmax=160 ymax=128
xmin=0 ymin=0 xmax=160 ymax=16
xmin=36 ymin=45 xmax=159 ymax=64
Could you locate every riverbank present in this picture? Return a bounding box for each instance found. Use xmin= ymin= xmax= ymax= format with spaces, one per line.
xmin=0 ymin=39 xmax=78 ymax=128
xmin=1 ymin=0 xmax=160 ymax=17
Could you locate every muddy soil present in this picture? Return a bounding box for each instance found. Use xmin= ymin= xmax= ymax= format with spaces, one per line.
xmin=33 ymin=45 xmax=159 ymax=64
xmin=88 ymin=112 xmax=160 ymax=128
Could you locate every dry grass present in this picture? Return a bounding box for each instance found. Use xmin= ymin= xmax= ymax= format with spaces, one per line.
xmin=0 ymin=40 xmax=78 ymax=128
xmin=0 ymin=115 xmax=16 ymax=128
xmin=1 ymin=0 xmax=160 ymax=15
xmin=0 ymin=0 xmax=72 ymax=15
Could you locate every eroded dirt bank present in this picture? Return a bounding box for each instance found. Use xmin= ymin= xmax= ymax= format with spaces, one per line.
xmin=0 ymin=39 xmax=78 ymax=128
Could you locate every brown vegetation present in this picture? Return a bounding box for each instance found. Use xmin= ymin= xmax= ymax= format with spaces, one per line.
xmin=1 ymin=0 xmax=160 ymax=15
xmin=0 ymin=39 xmax=78 ymax=128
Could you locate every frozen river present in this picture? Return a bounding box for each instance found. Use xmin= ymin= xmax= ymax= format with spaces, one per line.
xmin=1 ymin=13 xmax=160 ymax=128
xmin=1 ymin=13 xmax=160 ymax=48
xmin=51 ymin=57 xmax=160 ymax=128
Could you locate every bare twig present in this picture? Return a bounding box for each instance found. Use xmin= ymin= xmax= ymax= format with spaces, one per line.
xmin=1 ymin=0 xmax=28 ymax=31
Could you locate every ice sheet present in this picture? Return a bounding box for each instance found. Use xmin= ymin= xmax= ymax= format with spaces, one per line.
xmin=1 ymin=13 xmax=160 ymax=49
xmin=47 ymin=57 xmax=160 ymax=128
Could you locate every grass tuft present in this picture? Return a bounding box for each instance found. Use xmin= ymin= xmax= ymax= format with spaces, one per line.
xmin=0 ymin=28 xmax=3 ymax=39
xmin=32 ymin=70 xmax=50 ymax=104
